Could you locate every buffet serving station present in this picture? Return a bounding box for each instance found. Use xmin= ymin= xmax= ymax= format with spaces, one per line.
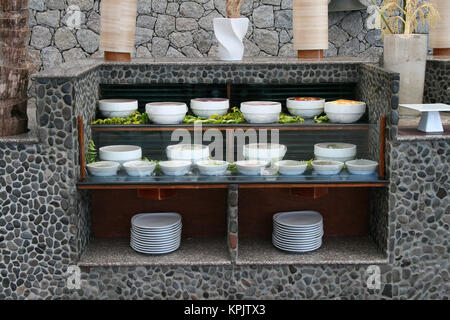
xmin=33 ymin=57 xmax=395 ymax=267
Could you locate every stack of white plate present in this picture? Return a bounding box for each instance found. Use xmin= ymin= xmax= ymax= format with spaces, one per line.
xmin=130 ymin=213 xmax=182 ymax=254
xmin=272 ymin=211 xmax=323 ymax=253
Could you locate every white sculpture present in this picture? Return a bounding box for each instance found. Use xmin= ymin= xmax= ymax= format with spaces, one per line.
xmin=213 ymin=18 xmax=249 ymax=61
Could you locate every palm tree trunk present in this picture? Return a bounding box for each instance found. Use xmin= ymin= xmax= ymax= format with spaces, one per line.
xmin=0 ymin=0 xmax=29 ymax=136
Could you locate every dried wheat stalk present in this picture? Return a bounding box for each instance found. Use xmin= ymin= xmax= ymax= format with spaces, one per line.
xmin=226 ymin=0 xmax=244 ymax=18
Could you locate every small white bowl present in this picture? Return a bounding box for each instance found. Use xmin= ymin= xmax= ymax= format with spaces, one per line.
xmin=240 ymin=101 xmax=281 ymax=124
xmin=324 ymin=100 xmax=366 ymax=124
xmin=159 ymin=160 xmax=191 ymax=176
xmin=243 ymin=143 xmax=287 ymax=163
xmin=275 ymin=160 xmax=308 ymax=176
xmin=235 ymin=160 xmax=270 ymax=176
xmin=87 ymin=161 xmax=120 ymax=176
xmin=166 ymin=144 xmax=210 ymax=164
xmin=99 ymin=99 xmax=138 ymax=118
xmin=190 ymin=98 xmax=229 ymax=118
xmin=196 ymin=160 xmax=229 ymax=176
xmin=145 ymin=102 xmax=188 ymax=124
xmin=286 ymin=97 xmax=325 ymax=119
xmin=99 ymin=145 xmax=142 ymax=164
xmin=123 ymin=160 xmax=156 ymax=177
xmin=345 ymin=159 xmax=378 ymax=175
xmin=314 ymin=143 xmax=356 ymax=162
xmin=311 ymin=160 xmax=344 ymax=175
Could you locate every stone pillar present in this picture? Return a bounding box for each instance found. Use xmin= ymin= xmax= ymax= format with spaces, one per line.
xmin=227 ymin=184 xmax=239 ymax=263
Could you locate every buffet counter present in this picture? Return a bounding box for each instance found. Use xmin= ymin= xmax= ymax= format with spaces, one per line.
xmin=9 ymin=56 xmax=444 ymax=298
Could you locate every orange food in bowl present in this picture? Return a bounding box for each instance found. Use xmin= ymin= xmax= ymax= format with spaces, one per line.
xmin=328 ymin=99 xmax=363 ymax=105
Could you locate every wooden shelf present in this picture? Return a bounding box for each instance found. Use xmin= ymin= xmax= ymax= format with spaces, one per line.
xmin=77 ymin=171 xmax=389 ymax=190
xmin=91 ymin=121 xmax=371 ymax=132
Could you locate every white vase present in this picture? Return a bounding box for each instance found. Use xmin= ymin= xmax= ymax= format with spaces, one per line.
xmin=213 ymin=18 xmax=249 ymax=61
xmin=383 ymin=34 xmax=428 ymax=116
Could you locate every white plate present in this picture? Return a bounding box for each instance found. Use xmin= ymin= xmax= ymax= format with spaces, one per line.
xmin=273 ymin=230 xmax=323 ymax=239
xmin=130 ymin=243 xmax=179 ymax=254
xmin=273 ymin=243 xmax=322 ymax=252
xmin=273 ymin=211 xmax=323 ymax=228
xmin=273 ymin=234 xmax=322 ymax=244
xmin=273 ymin=241 xmax=322 ymax=253
xmin=273 ymin=238 xmax=322 ymax=249
xmin=274 ymin=221 xmax=323 ymax=230
xmin=131 ymin=238 xmax=180 ymax=248
xmin=131 ymin=213 xmax=181 ymax=229
xmin=132 ymin=222 xmax=182 ymax=232
xmin=274 ymin=238 xmax=323 ymax=246
xmin=131 ymin=232 xmax=181 ymax=242
xmin=273 ymin=228 xmax=323 ymax=237
xmin=130 ymin=239 xmax=180 ymax=249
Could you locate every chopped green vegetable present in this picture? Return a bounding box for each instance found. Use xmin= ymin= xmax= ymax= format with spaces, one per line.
xmin=279 ymin=113 xmax=304 ymax=124
xmin=314 ymin=115 xmax=329 ymax=123
xmin=92 ymin=111 xmax=149 ymax=125
xmin=86 ymin=140 xmax=98 ymax=164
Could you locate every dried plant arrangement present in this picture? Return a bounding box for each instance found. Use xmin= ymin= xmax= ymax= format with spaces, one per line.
xmin=226 ymin=0 xmax=244 ymax=18
xmin=371 ymin=0 xmax=439 ymax=34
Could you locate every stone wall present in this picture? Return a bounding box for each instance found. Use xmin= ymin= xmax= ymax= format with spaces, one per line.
xmin=28 ymin=0 xmax=386 ymax=78
xmin=1 ymin=59 xmax=448 ymax=299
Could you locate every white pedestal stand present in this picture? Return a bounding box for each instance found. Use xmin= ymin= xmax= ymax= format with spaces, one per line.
xmin=400 ymin=104 xmax=450 ymax=133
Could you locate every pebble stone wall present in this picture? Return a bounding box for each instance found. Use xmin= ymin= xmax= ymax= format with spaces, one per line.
xmin=0 ymin=59 xmax=449 ymax=299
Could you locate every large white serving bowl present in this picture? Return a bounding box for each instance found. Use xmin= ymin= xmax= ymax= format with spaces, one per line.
xmin=123 ymin=160 xmax=156 ymax=177
xmin=86 ymin=161 xmax=120 ymax=176
xmin=99 ymin=99 xmax=138 ymax=118
xmin=235 ymin=160 xmax=270 ymax=176
xmin=275 ymin=160 xmax=308 ymax=176
xmin=345 ymin=159 xmax=378 ymax=175
xmin=145 ymin=102 xmax=188 ymax=124
xmin=286 ymin=97 xmax=325 ymax=119
xmin=324 ymin=100 xmax=366 ymax=123
xmin=314 ymin=142 xmax=356 ymax=162
xmin=99 ymin=145 xmax=142 ymax=164
xmin=159 ymin=160 xmax=191 ymax=176
xmin=190 ymin=98 xmax=229 ymax=118
xmin=240 ymin=101 xmax=281 ymax=124
xmin=243 ymin=143 xmax=287 ymax=163
xmin=166 ymin=144 xmax=210 ymax=164
xmin=311 ymin=160 xmax=344 ymax=175
xmin=196 ymin=160 xmax=229 ymax=176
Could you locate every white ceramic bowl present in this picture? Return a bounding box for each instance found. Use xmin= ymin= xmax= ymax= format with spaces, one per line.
xmin=235 ymin=160 xmax=270 ymax=176
xmin=166 ymin=144 xmax=210 ymax=164
xmin=286 ymin=97 xmax=325 ymax=119
xmin=240 ymin=101 xmax=281 ymax=124
xmin=311 ymin=160 xmax=344 ymax=175
xmin=190 ymin=98 xmax=229 ymax=118
xmin=345 ymin=159 xmax=378 ymax=175
xmin=99 ymin=145 xmax=142 ymax=164
xmin=86 ymin=161 xmax=120 ymax=176
xmin=243 ymin=143 xmax=287 ymax=163
xmin=324 ymin=100 xmax=366 ymax=124
xmin=196 ymin=160 xmax=229 ymax=176
xmin=145 ymin=102 xmax=188 ymax=124
xmin=123 ymin=160 xmax=156 ymax=177
xmin=275 ymin=160 xmax=308 ymax=176
xmin=99 ymin=99 xmax=138 ymax=118
xmin=159 ymin=160 xmax=191 ymax=176
xmin=314 ymin=142 xmax=356 ymax=162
